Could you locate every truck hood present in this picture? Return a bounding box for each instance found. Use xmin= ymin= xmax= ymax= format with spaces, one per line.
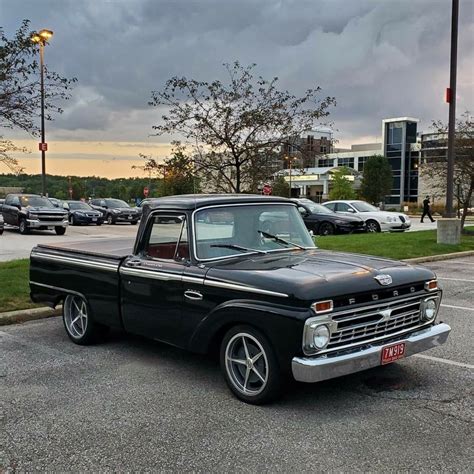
xmin=24 ymin=206 xmax=66 ymax=214
xmin=205 ymin=249 xmax=434 ymax=302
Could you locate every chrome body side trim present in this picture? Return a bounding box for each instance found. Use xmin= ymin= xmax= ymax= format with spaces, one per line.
xmin=203 ymin=279 xmax=289 ymax=298
xmin=30 ymin=281 xmax=86 ymax=300
xmin=292 ymin=323 xmax=451 ymax=383
xmin=120 ymin=267 xmax=182 ymax=282
xmin=31 ymin=252 xmax=118 ymax=272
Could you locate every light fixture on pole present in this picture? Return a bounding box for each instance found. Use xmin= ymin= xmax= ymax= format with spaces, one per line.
xmin=31 ymin=29 xmax=54 ymax=197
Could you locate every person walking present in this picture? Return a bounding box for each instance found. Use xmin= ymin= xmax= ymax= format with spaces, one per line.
xmin=421 ymin=195 xmax=435 ymax=223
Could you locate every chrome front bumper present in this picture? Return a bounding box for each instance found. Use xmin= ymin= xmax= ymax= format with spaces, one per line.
xmin=292 ymin=323 xmax=451 ymax=383
xmin=27 ymin=219 xmax=69 ymax=228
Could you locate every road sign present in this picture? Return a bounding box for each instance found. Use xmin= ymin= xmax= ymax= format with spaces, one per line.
xmin=262 ymin=184 xmax=272 ymax=195
xmin=39 ymin=143 xmax=48 ymax=151
xmin=143 ymin=186 xmax=149 ymax=197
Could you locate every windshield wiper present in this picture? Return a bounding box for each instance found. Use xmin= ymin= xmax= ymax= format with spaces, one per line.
xmin=210 ymin=244 xmax=267 ymax=255
xmin=257 ymin=230 xmax=306 ymax=250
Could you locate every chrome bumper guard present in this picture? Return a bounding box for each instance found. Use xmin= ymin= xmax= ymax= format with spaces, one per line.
xmin=292 ymin=323 xmax=451 ymax=383
xmin=27 ymin=219 xmax=68 ymax=228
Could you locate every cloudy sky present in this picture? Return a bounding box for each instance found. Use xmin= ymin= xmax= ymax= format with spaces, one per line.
xmin=1 ymin=0 xmax=473 ymax=177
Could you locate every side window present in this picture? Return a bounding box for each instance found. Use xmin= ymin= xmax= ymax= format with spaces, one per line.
xmin=324 ymin=202 xmax=335 ymax=211
xmin=5 ymin=196 xmax=13 ymax=205
xmin=336 ymin=203 xmax=351 ymax=212
xmin=12 ymin=196 xmax=20 ymax=207
xmin=146 ymin=214 xmax=189 ymax=261
xmin=100 ymin=200 xmax=106 ymax=207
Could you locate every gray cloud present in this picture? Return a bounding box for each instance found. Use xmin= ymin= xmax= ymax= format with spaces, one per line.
xmin=1 ymin=0 xmax=473 ymax=145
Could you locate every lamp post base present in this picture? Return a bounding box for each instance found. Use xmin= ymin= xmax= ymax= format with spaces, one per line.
xmin=437 ymin=218 xmax=461 ymax=245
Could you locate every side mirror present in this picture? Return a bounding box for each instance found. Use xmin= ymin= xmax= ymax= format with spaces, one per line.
xmin=298 ymin=206 xmax=309 ymax=217
xmin=347 ymin=208 xmax=356 ymax=213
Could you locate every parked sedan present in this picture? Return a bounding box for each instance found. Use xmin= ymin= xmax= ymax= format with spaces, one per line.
xmin=323 ymin=200 xmax=411 ymax=232
xmin=90 ymin=198 xmax=140 ymax=225
xmin=292 ymin=198 xmax=366 ymax=235
xmin=64 ymin=201 xmax=103 ymax=226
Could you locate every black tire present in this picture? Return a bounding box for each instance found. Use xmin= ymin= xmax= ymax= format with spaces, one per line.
xmin=131 ymin=220 xmax=138 ymax=225
xmin=55 ymin=226 xmax=66 ymax=235
xmin=366 ymin=220 xmax=381 ymax=233
xmin=96 ymin=221 xmax=102 ymax=226
xmin=70 ymin=215 xmax=76 ymax=226
xmin=319 ymin=222 xmax=335 ymax=236
xmin=19 ymin=219 xmax=30 ymax=235
xmin=220 ymin=325 xmax=281 ymax=405
xmin=62 ymin=294 xmax=108 ymax=345
xmin=0 ymin=228 xmax=3 ymax=236
xmin=106 ymin=214 xmax=115 ymax=225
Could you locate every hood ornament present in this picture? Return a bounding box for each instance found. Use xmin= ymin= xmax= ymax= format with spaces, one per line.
xmin=374 ymin=274 xmax=392 ymax=286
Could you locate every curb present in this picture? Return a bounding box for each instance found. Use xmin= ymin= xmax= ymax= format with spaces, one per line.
xmin=403 ymin=250 xmax=474 ymax=264
xmin=0 ymin=306 xmax=62 ymax=326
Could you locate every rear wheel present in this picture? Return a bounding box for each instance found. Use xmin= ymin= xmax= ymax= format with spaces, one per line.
xmin=319 ymin=222 xmax=335 ymax=236
xmin=63 ymin=295 xmax=107 ymax=345
xmin=220 ymin=325 xmax=281 ymax=404
xmin=70 ymin=215 xmax=76 ymax=226
xmin=366 ymin=220 xmax=381 ymax=233
xmin=55 ymin=226 xmax=66 ymax=235
xmin=19 ymin=219 xmax=29 ymax=235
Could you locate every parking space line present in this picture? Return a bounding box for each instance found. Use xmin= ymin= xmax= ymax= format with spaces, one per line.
xmin=438 ymin=277 xmax=474 ymax=283
xmin=436 ymin=261 xmax=474 ymax=265
xmin=441 ymin=304 xmax=474 ymax=311
xmin=414 ymin=354 xmax=474 ymax=369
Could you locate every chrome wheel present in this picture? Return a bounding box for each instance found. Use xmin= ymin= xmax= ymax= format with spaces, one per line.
xmin=225 ymin=333 xmax=268 ymax=396
xmin=64 ymin=295 xmax=88 ymax=339
xmin=366 ymin=220 xmax=380 ymax=233
xmin=107 ymin=214 xmax=113 ymax=225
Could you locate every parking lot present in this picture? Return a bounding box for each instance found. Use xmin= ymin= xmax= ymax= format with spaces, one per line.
xmin=1 ymin=257 xmax=472 ymax=471
xmin=0 ymin=219 xmax=439 ymax=262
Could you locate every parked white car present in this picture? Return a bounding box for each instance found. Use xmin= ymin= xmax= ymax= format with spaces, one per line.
xmin=322 ymin=200 xmax=411 ymax=232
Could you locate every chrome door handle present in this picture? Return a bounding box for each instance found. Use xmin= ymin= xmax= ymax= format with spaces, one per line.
xmin=184 ymin=290 xmax=203 ymax=301
xmin=127 ymin=259 xmax=142 ymax=267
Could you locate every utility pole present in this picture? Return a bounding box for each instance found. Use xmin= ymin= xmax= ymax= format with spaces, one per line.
xmin=445 ymin=0 xmax=459 ymax=218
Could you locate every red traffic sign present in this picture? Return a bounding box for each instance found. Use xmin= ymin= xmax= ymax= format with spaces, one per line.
xmin=143 ymin=186 xmax=150 ymax=197
xmin=262 ymin=184 xmax=272 ymax=195
xmin=39 ymin=143 xmax=48 ymax=151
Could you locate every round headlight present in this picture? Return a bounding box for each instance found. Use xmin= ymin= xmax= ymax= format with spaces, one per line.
xmin=422 ymin=299 xmax=437 ymax=321
xmin=313 ymin=324 xmax=330 ymax=349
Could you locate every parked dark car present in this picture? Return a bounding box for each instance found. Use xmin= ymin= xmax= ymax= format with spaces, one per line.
xmin=90 ymin=198 xmax=140 ymax=225
xmin=64 ymin=201 xmax=103 ymax=226
xmin=49 ymin=197 xmax=64 ymax=208
xmin=0 ymin=214 xmax=4 ymax=235
xmin=292 ymin=198 xmax=366 ymax=235
xmin=1 ymin=193 xmax=68 ymax=235
xmin=30 ymin=194 xmax=450 ymax=404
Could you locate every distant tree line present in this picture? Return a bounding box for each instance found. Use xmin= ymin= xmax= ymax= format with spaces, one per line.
xmin=0 ymin=173 xmax=161 ymax=201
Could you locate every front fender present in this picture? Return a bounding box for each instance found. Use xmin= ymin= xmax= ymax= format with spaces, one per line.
xmin=188 ymin=299 xmax=309 ymax=372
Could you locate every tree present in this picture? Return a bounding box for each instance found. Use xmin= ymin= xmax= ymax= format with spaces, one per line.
xmin=134 ymin=141 xmax=199 ymax=196
xmin=0 ymin=139 xmax=25 ymax=173
xmin=149 ymin=61 xmax=335 ymax=193
xmin=421 ymin=112 xmax=473 ymax=231
xmin=328 ymin=167 xmax=356 ymax=200
xmin=360 ymin=155 xmax=393 ymax=205
xmin=0 ymin=20 xmax=76 ymax=170
xmin=271 ymin=175 xmax=290 ymax=197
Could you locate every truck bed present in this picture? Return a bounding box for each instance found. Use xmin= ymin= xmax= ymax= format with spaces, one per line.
xmin=36 ymin=237 xmax=134 ymax=260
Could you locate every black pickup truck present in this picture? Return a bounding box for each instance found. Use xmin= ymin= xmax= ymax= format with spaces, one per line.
xmin=2 ymin=193 xmax=69 ymax=235
xmin=30 ymin=195 xmax=450 ymax=404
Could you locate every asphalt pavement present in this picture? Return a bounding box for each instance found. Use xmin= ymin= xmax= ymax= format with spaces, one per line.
xmin=0 ymin=218 xmax=439 ymax=262
xmin=1 ymin=257 xmax=473 ymax=471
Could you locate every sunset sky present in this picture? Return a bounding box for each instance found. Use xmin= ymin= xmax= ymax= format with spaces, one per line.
xmin=1 ymin=0 xmax=473 ymax=178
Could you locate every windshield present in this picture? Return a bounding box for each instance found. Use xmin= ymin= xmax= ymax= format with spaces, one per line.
xmin=69 ymin=202 xmax=92 ymax=210
xmin=194 ymin=204 xmax=314 ymax=260
xmin=303 ymin=202 xmax=333 ymax=214
xmin=351 ymin=201 xmax=378 ymax=212
xmin=105 ymin=199 xmax=129 ymax=208
xmin=20 ymin=196 xmax=54 ymax=208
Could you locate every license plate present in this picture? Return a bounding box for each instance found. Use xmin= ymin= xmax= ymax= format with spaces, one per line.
xmin=381 ymin=342 xmax=406 ymax=365
xmin=92 ymin=218 xmax=97 ymax=222
xmin=128 ymin=215 xmax=133 ymax=219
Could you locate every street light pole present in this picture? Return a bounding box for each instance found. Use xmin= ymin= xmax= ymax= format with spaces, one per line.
xmin=445 ymin=0 xmax=459 ymax=218
xmin=31 ymin=29 xmax=53 ymax=197
xmin=39 ymin=41 xmax=46 ymax=196
xmin=288 ymin=157 xmax=292 ymax=198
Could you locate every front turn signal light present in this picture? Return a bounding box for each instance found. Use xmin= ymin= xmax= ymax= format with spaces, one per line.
xmin=311 ymin=300 xmax=333 ymax=314
xmin=425 ymin=280 xmax=438 ymax=291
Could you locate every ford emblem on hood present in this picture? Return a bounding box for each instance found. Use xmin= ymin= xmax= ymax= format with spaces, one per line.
xmin=374 ymin=274 xmax=393 ymax=286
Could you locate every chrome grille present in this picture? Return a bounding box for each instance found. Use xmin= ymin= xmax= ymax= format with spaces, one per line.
xmin=38 ymin=214 xmax=66 ymax=222
xmin=327 ymin=296 xmax=425 ymax=351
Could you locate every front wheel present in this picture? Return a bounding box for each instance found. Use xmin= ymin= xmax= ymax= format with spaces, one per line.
xmin=19 ymin=219 xmax=30 ymax=235
xmin=220 ymin=325 xmax=281 ymax=404
xmin=63 ymin=295 xmax=107 ymax=345
xmin=319 ymin=222 xmax=335 ymax=236
xmin=366 ymin=220 xmax=381 ymax=233
xmin=55 ymin=226 xmax=66 ymax=235
xmin=106 ymin=214 xmax=115 ymax=225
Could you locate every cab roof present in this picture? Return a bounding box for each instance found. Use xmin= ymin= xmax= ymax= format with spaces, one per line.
xmin=146 ymin=194 xmax=292 ymax=211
